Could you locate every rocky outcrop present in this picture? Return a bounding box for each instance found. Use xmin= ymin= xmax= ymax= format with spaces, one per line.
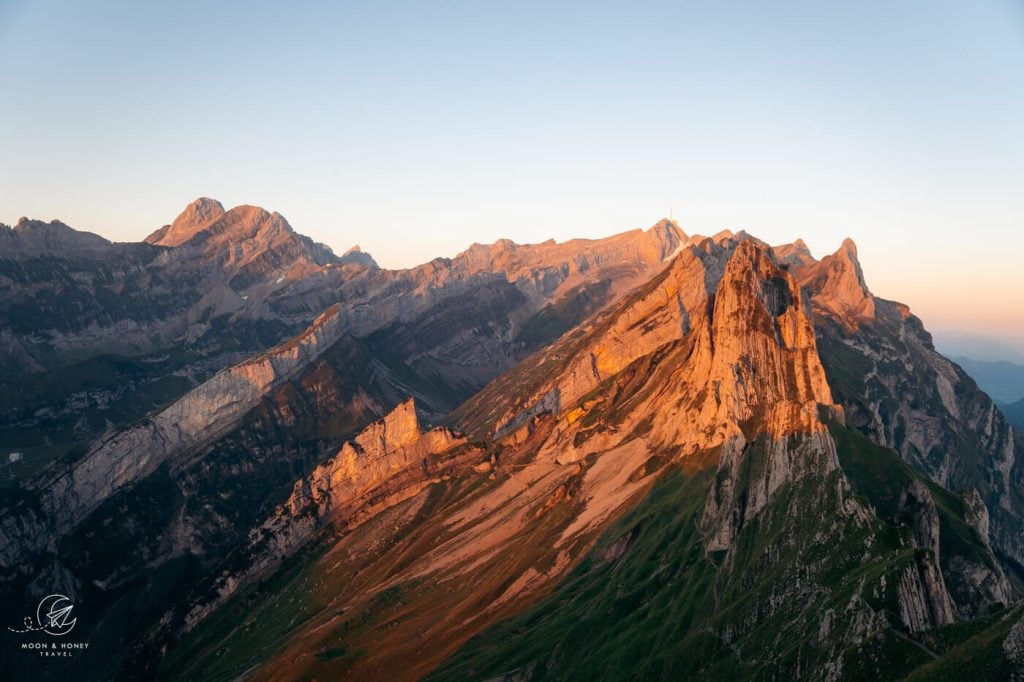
xmin=692 ymin=241 xmax=838 ymax=550
xmin=474 ymin=233 xmax=730 ymax=439
xmin=144 ymin=197 xmax=227 ymax=246
xmin=772 ymin=238 xmax=815 ymax=268
xmin=963 ymin=487 xmax=993 ymax=547
xmin=183 ymin=398 xmax=475 ymax=630
xmin=0 ymin=218 xmax=113 ymax=253
xmin=946 ymin=487 xmax=1014 ymax=617
xmin=702 ymin=238 xmax=833 ymax=433
xmin=340 ymin=244 xmax=378 ymax=267
xmin=798 ymin=238 xmax=876 ymax=327
xmin=457 ymin=238 xmax=841 ymax=553
xmin=899 ymin=480 xmax=944 ymax=562
xmin=277 ymin=397 xmax=466 ymax=526
xmin=897 ymin=556 xmax=956 ymax=633
xmin=895 ymin=481 xmax=956 ymax=630
xmin=475 ymin=235 xmax=834 ymax=445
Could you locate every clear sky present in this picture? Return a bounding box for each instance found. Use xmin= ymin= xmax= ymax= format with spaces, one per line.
xmin=1 ymin=1 xmax=1022 ymax=352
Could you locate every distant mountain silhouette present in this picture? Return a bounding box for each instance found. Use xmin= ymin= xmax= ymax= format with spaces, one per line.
xmin=950 ymin=355 xmax=1024 ymax=404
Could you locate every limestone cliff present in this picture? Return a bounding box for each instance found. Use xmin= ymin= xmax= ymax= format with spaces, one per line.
xmin=182 ymin=398 xmax=476 ymax=631
xmin=798 ymin=237 xmax=876 ymax=326
xmin=269 ymin=397 xmax=469 ymax=542
xmin=454 ymin=238 xmax=844 ymax=562
xmin=895 ymin=480 xmax=956 ymax=630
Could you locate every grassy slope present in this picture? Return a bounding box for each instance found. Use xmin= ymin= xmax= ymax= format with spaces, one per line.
xmin=159 ymin=458 xmax=610 ymax=682
xmin=903 ymin=604 xmax=1023 ymax=680
xmin=432 ymin=427 xmax=1011 ymax=680
xmin=832 ymin=424 xmax=999 ymax=574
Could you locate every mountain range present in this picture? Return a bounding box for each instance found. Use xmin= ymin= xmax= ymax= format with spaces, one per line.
xmin=1 ymin=200 xmax=1022 ymax=680
xmin=1002 ymin=397 xmax=1024 ymax=431
xmin=948 ymin=356 xmax=1024 ymax=406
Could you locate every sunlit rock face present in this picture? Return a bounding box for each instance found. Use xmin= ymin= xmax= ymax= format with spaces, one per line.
xmin=144 ymin=197 xmax=227 ymax=247
xmin=181 ymin=397 xmax=476 ymax=631
xmin=448 ymin=237 xmax=845 ymax=564
xmin=797 ymin=237 xmax=876 ymax=327
xmin=465 ymin=237 xmax=834 ymax=448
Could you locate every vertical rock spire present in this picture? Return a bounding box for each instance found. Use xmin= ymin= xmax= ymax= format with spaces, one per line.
xmin=795 ymin=237 xmax=876 ymax=326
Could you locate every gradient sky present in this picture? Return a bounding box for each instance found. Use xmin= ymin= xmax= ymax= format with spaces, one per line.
xmin=2 ymin=1 xmax=1022 ymax=352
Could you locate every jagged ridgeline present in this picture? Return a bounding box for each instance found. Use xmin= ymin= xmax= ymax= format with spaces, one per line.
xmin=1 ymin=203 xmax=1021 ymax=681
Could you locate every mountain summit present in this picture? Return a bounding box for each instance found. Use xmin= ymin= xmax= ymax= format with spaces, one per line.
xmin=796 ymin=237 xmax=876 ymax=325
xmin=145 ymin=197 xmax=227 ymax=246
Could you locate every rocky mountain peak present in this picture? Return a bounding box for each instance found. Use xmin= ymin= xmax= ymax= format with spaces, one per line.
xmin=2 ymin=218 xmax=111 ymax=253
xmin=340 ymin=244 xmax=379 ymax=267
xmin=688 ymin=241 xmax=841 ymax=553
xmin=146 ymin=197 xmax=226 ymax=246
xmin=464 ymin=236 xmax=837 ymax=458
xmin=703 ymin=239 xmax=834 ymax=437
xmin=772 ymin=238 xmax=816 ymax=268
xmin=352 ymin=397 xmax=422 ymax=455
xmin=142 ymin=199 xmax=340 ymax=290
xmin=710 ymin=228 xmax=735 ymax=244
xmin=794 ymin=237 xmax=875 ymax=327
xmin=145 ymin=200 xmax=309 ymax=251
xmin=649 ymin=217 xmax=679 ymax=233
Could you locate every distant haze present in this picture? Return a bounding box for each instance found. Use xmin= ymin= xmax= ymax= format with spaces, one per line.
xmin=2 ymin=1 xmax=1022 ymax=346
xmin=934 ymin=331 xmax=1024 ymax=366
